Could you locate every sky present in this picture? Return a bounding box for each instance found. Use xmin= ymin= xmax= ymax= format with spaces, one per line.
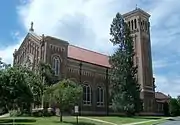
xmin=0 ymin=0 xmax=180 ymax=97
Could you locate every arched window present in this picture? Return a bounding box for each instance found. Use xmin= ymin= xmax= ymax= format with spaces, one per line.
xmin=134 ymin=19 xmax=137 ymax=29
xmin=53 ymin=56 xmax=60 ymax=76
xmin=83 ymin=84 xmax=92 ymax=105
xmin=97 ymin=86 xmax=104 ymax=106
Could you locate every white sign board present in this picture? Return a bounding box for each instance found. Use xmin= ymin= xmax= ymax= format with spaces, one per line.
xmin=75 ymin=106 xmax=79 ymax=113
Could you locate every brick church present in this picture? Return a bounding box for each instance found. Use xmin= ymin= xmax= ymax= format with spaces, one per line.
xmin=13 ymin=8 xmax=168 ymax=115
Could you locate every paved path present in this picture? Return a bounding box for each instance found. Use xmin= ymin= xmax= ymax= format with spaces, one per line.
xmin=122 ymin=120 xmax=157 ymax=125
xmin=0 ymin=113 xmax=9 ymax=118
xmin=79 ymin=116 xmax=163 ymax=125
xmin=79 ymin=117 xmax=118 ymax=125
xmin=158 ymin=117 xmax=180 ymax=125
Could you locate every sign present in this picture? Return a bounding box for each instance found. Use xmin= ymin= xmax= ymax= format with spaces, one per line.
xmin=74 ymin=106 xmax=79 ymax=113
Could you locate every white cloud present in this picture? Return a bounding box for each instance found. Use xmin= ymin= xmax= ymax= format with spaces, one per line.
xmin=16 ymin=0 xmax=142 ymax=54
xmin=0 ymin=42 xmax=21 ymax=64
xmin=1 ymin=0 xmax=180 ymax=97
xmin=155 ymin=75 xmax=180 ymax=98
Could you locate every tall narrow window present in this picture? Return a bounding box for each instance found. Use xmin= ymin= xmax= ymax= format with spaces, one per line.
xmin=145 ymin=21 xmax=148 ymax=31
xmin=97 ymin=86 xmax=104 ymax=106
xmin=53 ymin=57 xmax=60 ymax=76
xmin=128 ymin=21 xmax=130 ymax=28
xmin=131 ymin=20 xmax=134 ymax=30
xmin=134 ymin=19 xmax=137 ymax=29
xmin=83 ymin=84 xmax=92 ymax=105
xmin=143 ymin=20 xmax=145 ymax=30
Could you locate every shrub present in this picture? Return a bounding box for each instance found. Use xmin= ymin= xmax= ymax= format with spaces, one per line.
xmin=31 ymin=108 xmax=55 ymax=117
xmin=9 ymin=110 xmax=21 ymax=117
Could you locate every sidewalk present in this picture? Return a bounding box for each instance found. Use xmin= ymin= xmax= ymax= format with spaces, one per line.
xmin=0 ymin=113 xmax=10 ymax=118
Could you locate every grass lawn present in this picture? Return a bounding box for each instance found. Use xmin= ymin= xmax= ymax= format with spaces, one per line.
xmin=137 ymin=119 xmax=167 ymax=125
xmin=91 ymin=116 xmax=167 ymax=124
xmin=0 ymin=116 xmax=168 ymax=125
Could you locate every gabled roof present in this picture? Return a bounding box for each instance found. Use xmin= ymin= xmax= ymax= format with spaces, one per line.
xmin=123 ymin=8 xmax=151 ymax=18
xmin=18 ymin=31 xmax=111 ymax=68
xmin=68 ymin=45 xmax=111 ymax=68
xmin=155 ymin=92 xmax=170 ymax=100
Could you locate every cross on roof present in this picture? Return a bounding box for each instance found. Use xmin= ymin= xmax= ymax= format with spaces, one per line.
xmin=29 ymin=21 xmax=34 ymax=32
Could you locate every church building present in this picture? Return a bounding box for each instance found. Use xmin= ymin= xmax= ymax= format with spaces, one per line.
xmin=13 ymin=8 xmax=158 ymax=115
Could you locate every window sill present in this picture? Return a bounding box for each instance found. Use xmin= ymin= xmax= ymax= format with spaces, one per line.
xmin=97 ymin=105 xmax=104 ymax=107
xmin=83 ymin=104 xmax=92 ymax=106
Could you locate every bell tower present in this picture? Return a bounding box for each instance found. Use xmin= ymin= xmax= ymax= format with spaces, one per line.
xmin=123 ymin=8 xmax=155 ymax=112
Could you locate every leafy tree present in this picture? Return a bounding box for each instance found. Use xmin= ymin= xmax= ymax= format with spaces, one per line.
xmin=38 ymin=61 xmax=57 ymax=108
xmin=23 ymin=67 xmax=43 ymax=107
xmin=38 ymin=61 xmax=56 ymax=86
xmin=109 ymin=13 xmax=142 ymax=115
xmin=0 ymin=65 xmax=42 ymax=113
xmin=169 ymin=98 xmax=180 ymax=116
xmin=0 ymin=66 xmax=32 ymax=111
xmin=44 ymin=79 xmax=82 ymax=122
xmin=163 ymin=102 xmax=170 ymax=116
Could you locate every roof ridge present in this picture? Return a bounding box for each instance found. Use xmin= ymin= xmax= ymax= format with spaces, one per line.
xmin=69 ymin=44 xmax=109 ymax=57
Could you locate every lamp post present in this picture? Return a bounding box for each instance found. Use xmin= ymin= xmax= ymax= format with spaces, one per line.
xmin=74 ymin=105 xmax=79 ymax=124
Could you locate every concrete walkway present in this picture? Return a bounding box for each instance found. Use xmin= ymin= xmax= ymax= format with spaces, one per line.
xmin=78 ymin=116 xmax=162 ymax=125
xmin=78 ymin=116 xmax=171 ymax=125
xmin=122 ymin=120 xmax=157 ymax=125
xmin=0 ymin=113 xmax=9 ymax=118
xmin=79 ymin=117 xmax=118 ymax=125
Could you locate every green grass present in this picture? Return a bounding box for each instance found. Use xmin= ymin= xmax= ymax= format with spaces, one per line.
xmin=91 ymin=116 xmax=166 ymax=124
xmin=0 ymin=116 xmax=168 ymax=125
xmin=0 ymin=117 xmax=104 ymax=125
xmin=137 ymin=119 xmax=167 ymax=125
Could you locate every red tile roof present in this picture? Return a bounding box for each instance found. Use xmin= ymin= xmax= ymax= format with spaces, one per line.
xmin=68 ymin=45 xmax=111 ymax=68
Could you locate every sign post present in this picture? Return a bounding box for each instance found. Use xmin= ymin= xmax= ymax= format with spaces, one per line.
xmin=74 ymin=105 xmax=79 ymax=124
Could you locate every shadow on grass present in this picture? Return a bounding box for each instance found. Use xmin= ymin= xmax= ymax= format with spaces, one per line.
xmin=0 ymin=118 xmax=36 ymax=123
xmin=94 ymin=115 xmax=162 ymax=120
xmin=137 ymin=117 xmax=161 ymax=120
xmin=54 ymin=121 xmax=95 ymax=125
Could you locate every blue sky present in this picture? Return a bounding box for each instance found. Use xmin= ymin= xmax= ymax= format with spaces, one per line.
xmin=0 ymin=0 xmax=180 ymax=97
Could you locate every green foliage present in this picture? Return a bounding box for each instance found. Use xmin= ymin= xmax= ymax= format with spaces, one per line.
xmin=169 ymin=98 xmax=180 ymax=116
xmin=44 ymin=79 xmax=83 ymax=121
xmin=109 ymin=13 xmax=142 ymax=115
xmin=32 ymin=108 xmax=55 ymax=117
xmin=38 ymin=61 xmax=56 ymax=85
xmin=0 ymin=65 xmax=42 ymax=113
xmin=163 ymin=102 xmax=170 ymax=116
xmin=9 ymin=109 xmax=21 ymax=117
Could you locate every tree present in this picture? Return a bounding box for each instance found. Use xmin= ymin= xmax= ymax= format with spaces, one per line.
xmin=0 ymin=65 xmax=42 ymax=114
xmin=0 ymin=66 xmax=33 ymax=111
xmin=38 ymin=61 xmax=56 ymax=86
xmin=169 ymin=98 xmax=180 ymax=116
xmin=44 ymin=79 xmax=82 ymax=122
xmin=38 ymin=61 xmax=56 ymax=108
xmin=109 ymin=13 xmax=142 ymax=115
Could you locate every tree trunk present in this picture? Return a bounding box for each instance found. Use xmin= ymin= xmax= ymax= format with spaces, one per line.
xmin=60 ymin=111 xmax=63 ymax=122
